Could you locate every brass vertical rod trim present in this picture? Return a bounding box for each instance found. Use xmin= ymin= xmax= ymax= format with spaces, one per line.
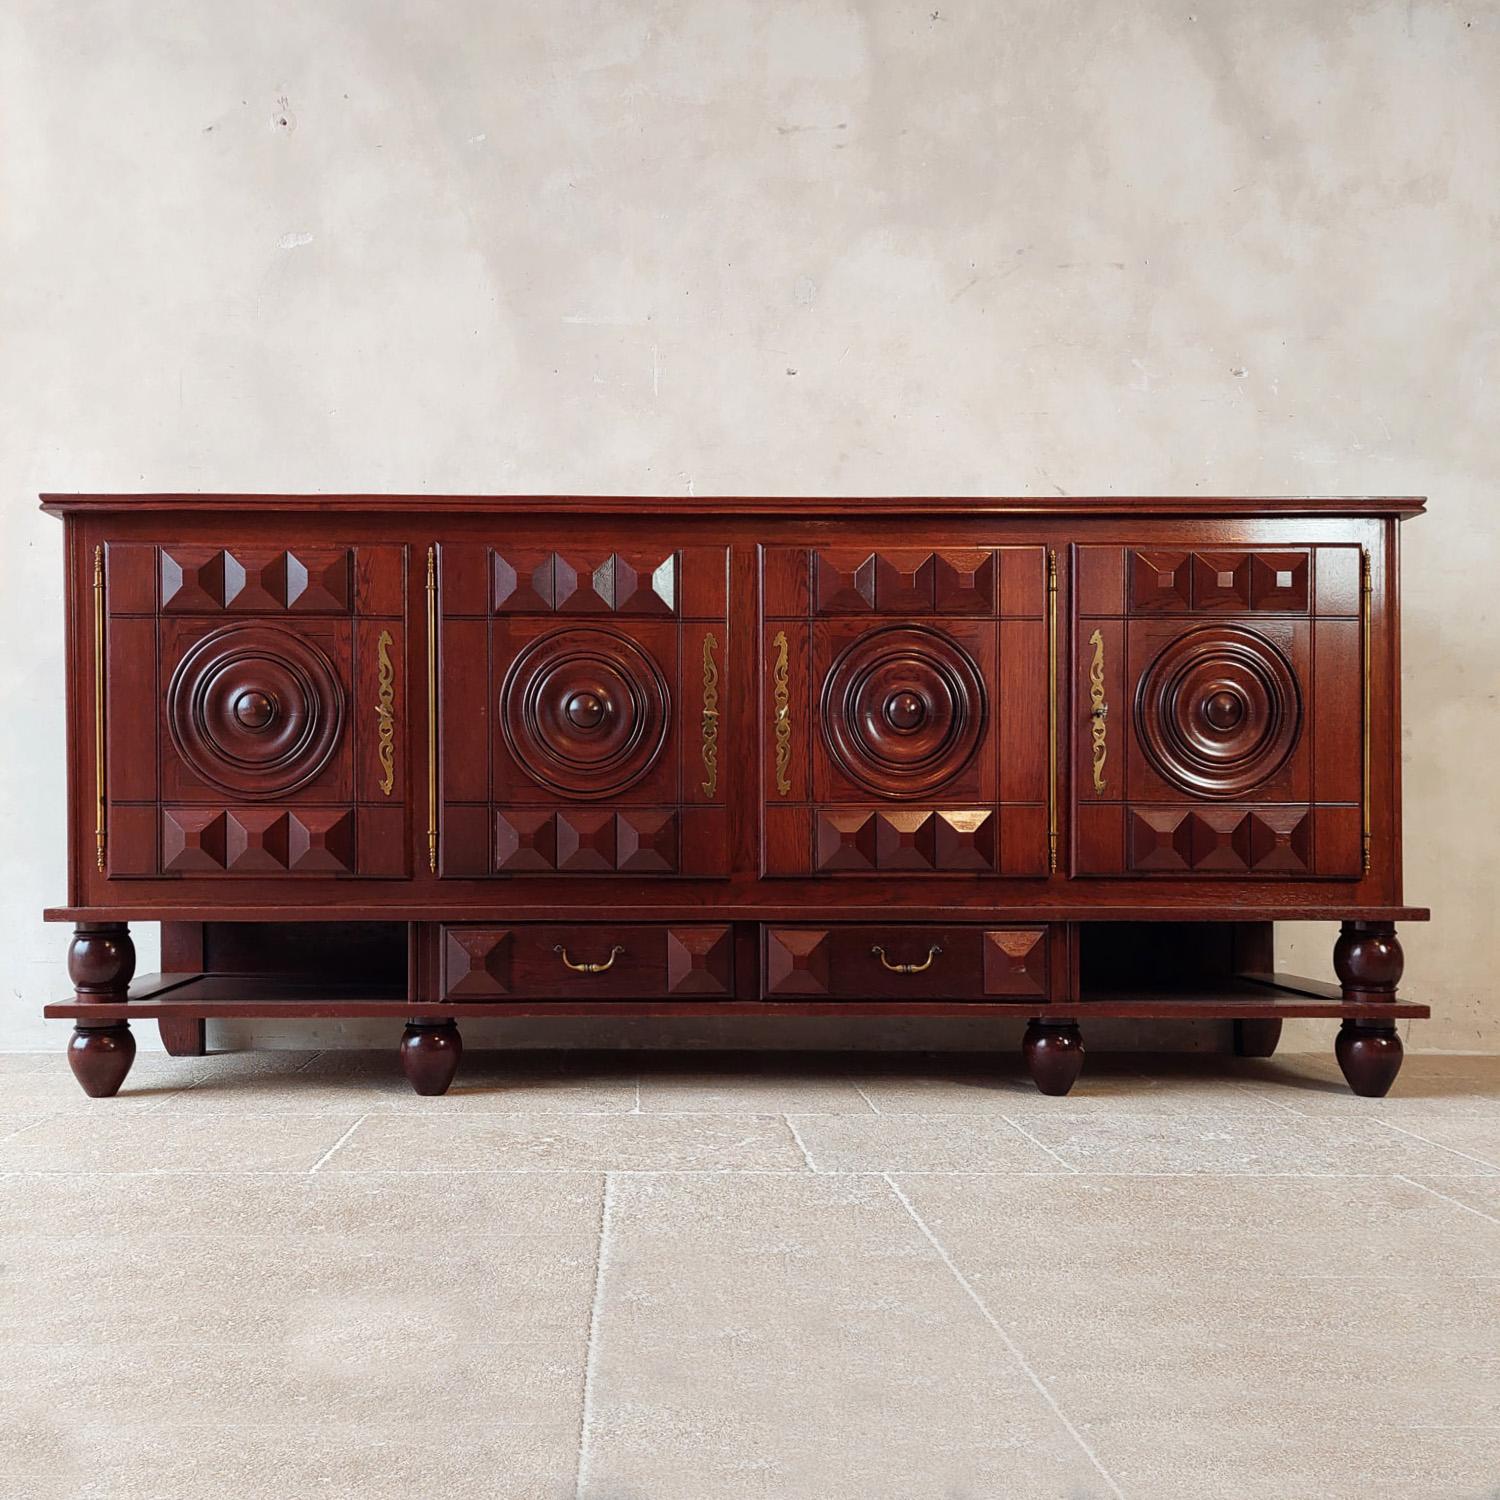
xmin=1361 ymin=546 xmax=1372 ymax=875
xmin=426 ymin=546 xmax=438 ymax=873
xmin=92 ymin=545 xmax=106 ymax=872
xmin=771 ymin=629 xmax=792 ymax=797
xmin=1046 ymin=548 xmax=1059 ymax=873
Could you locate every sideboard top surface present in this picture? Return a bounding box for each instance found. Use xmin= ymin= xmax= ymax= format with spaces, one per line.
xmin=40 ymin=493 xmax=1428 ymax=519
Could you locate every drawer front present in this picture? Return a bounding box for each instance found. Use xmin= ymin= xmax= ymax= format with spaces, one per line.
xmin=762 ymin=925 xmax=1050 ymax=1001
xmin=440 ymin=923 xmax=734 ymax=1001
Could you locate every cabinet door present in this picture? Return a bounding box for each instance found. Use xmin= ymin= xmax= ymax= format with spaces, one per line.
xmin=1071 ymin=544 xmax=1362 ymax=877
xmin=435 ymin=542 xmax=730 ymax=878
xmin=100 ymin=542 xmax=408 ymax=879
xmin=761 ymin=543 xmax=1051 ymax=877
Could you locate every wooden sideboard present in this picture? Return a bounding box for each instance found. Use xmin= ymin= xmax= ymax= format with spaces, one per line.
xmin=40 ymin=495 xmax=1428 ymax=1098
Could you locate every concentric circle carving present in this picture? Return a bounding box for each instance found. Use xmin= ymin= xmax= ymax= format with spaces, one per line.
xmin=1135 ymin=626 xmax=1302 ymax=798
xmin=500 ymin=627 xmax=670 ymax=798
xmin=821 ymin=626 xmax=985 ymax=798
xmin=167 ymin=624 xmax=345 ymax=797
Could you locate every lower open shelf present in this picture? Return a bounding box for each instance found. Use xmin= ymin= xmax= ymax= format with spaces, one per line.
xmin=44 ymin=971 xmax=1430 ymax=1023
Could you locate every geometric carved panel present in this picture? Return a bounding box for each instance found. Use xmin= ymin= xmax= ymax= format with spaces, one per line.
xmin=813 ymin=809 xmax=996 ymax=874
xmin=160 ymin=548 xmax=351 ymax=613
xmin=492 ymin=551 xmax=676 ymax=615
xmin=494 ymin=810 xmax=679 ymax=875
xmin=813 ymin=549 xmax=997 ymax=616
xmin=160 ymin=808 xmax=355 ymax=875
xmin=1129 ymin=550 xmax=1192 ymax=612
xmin=1127 ymin=807 xmax=1312 ymax=875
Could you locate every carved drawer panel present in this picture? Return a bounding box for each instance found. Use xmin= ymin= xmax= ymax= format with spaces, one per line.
xmin=99 ymin=541 xmax=408 ymax=880
xmin=762 ymin=543 xmax=1051 ymax=879
xmin=439 ymin=923 xmax=734 ymax=1001
xmin=1071 ymin=543 xmax=1363 ymax=879
xmin=762 ymin=925 xmax=1051 ymax=1001
xmin=438 ymin=542 xmax=730 ymax=879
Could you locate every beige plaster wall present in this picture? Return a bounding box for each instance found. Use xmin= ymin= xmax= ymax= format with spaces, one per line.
xmin=2 ymin=1 xmax=1495 ymax=1054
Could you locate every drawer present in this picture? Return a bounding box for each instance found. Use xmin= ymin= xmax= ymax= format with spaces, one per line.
xmin=762 ymin=925 xmax=1050 ymax=1001
xmin=439 ymin=923 xmax=734 ymax=1001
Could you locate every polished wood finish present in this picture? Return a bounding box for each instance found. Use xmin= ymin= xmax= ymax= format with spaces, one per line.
xmin=40 ymin=496 xmax=1429 ymax=1097
xmin=1335 ymin=1021 xmax=1404 ymax=1098
xmin=1023 ymin=1020 xmax=1085 ymax=1096
xmin=67 ymin=1023 xmax=137 ymax=1097
xmin=400 ymin=1021 xmax=463 ymax=1096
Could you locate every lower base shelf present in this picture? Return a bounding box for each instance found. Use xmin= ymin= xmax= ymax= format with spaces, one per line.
xmin=44 ymin=971 xmax=1430 ymax=1023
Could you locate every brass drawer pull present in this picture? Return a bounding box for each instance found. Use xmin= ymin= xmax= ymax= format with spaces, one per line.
xmin=871 ymin=944 xmax=942 ymax=975
xmin=555 ymin=944 xmax=625 ymax=974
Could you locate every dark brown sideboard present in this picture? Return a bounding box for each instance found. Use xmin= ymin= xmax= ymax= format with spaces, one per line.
xmin=41 ymin=495 xmax=1428 ymax=1098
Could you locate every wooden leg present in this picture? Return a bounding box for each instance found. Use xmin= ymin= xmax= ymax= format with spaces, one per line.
xmin=67 ymin=1023 xmax=137 ymax=1097
xmin=66 ymin=923 xmax=136 ymax=1098
xmin=1023 ymin=1020 xmax=1084 ymax=1096
xmin=1233 ymin=1017 xmax=1283 ymax=1058
xmin=400 ymin=1021 xmax=462 ymax=1096
xmin=1335 ymin=1022 xmax=1403 ymax=1098
xmin=158 ymin=1016 xmax=207 ymax=1056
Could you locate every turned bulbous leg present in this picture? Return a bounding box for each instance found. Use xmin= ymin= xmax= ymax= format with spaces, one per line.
xmin=1335 ymin=1021 xmax=1404 ymax=1098
xmin=65 ymin=923 xmax=136 ymax=1097
xmin=1233 ymin=1018 xmax=1283 ymax=1058
xmin=400 ymin=1022 xmax=462 ymax=1096
xmin=1334 ymin=921 xmax=1403 ymax=1003
xmin=1023 ymin=1020 xmax=1084 ymax=1096
xmin=68 ymin=1023 xmax=137 ymax=1098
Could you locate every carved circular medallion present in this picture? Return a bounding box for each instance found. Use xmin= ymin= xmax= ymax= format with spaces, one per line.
xmin=1135 ymin=626 xmax=1301 ymax=798
xmin=500 ymin=627 xmax=670 ymax=798
xmin=821 ymin=626 xmax=985 ymax=797
xmin=167 ymin=624 xmax=345 ymax=797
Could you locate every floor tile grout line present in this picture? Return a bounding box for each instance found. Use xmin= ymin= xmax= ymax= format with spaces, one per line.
xmin=632 ymin=1078 xmax=641 ymax=1115
xmin=291 ymin=1050 xmax=328 ymax=1074
xmin=1394 ymin=1173 xmax=1500 ymax=1225
xmin=883 ymin=1173 xmax=1128 ymax=1500
xmin=783 ymin=1115 xmax=817 ymax=1171
xmin=848 ymin=1078 xmax=883 ymax=1116
xmin=1374 ymin=1118 xmax=1500 ymax=1172
xmin=574 ymin=1171 xmax=615 ymax=1500
xmin=307 ymin=1115 xmax=368 ymax=1174
xmin=999 ymin=1113 xmax=1081 ymax=1173
xmin=0 ymin=1112 xmax=61 ymax=1142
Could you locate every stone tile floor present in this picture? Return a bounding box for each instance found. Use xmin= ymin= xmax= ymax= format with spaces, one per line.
xmin=2 ymin=1047 xmax=1498 ymax=1499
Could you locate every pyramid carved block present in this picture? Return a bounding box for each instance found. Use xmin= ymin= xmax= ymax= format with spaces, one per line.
xmin=933 ymin=810 xmax=997 ymax=871
xmin=616 ymin=810 xmax=678 ymax=873
xmin=1191 ymin=552 xmax=1251 ymax=611
xmin=286 ymin=809 xmax=355 ymax=873
xmin=1129 ymin=550 xmax=1192 ymax=612
xmin=815 ymin=811 xmax=878 ymax=872
xmin=444 ymin=928 xmax=513 ymax=998
xmin=495 ymin=810 xmax=558 ymax=872
xmin=764 ymin=928 xmax=832 ymax=996
xmin=665 ymin=926 xmax=733 ymax=996
xmin=1128 ymin=808 xmax=1194 ymax=871
xmin=555 ymin=809 xmax=617 ymax=871
xmin=161 ymin=809 xmax=229 ymax=872
xmin=982 ymin=929 xmax=1049 ymax=996
xmin=874 ymin=810 xmax=936 ymax=870
xmin=873 ymin=551 xmax=935 ymax=613
xmin=933 ymin=549 xmax=996 ymax=614
xmin=814 ymin=551 xmax=878 ymax=613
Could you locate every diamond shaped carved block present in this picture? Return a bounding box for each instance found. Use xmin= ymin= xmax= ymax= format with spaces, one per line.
xmin=665 ymin=926 xmax=733 ymax=996
xmin=814 ymin=551 xmax=878 ymax=613
xmin=1249 ymin=552 xmax=1310 ymax=612
xmin=933 ymin=810 xmax=997 ymax=871
xmin=495 ymin=810 xmax=559 ymax=872
xmin=982 ymin=929 xmax=1048 ymax=997
xmin=764 ymin=928 xmax=831 ymax=997
xmin=1129 ymin=550 xmax=1192 ymax=613
xmin=616 ymin=810 xmax=678 ymax=872
xmin=554 ymin=809 xmax=617 ymax=872
xmin=1128 ymin=808 xmax=1194 ymax=871
xmin=873 ymin=810 xmax=936 ymax=870
xmin=444 ymin=928 xmax=513 ymax=998
xmin=1191 ymin=552 xmax=1251 ymax=611
xmin=160 ymin=548 xmax=351 ymax=613
xmin=815 ymin=812 xmax=878 ymax=872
